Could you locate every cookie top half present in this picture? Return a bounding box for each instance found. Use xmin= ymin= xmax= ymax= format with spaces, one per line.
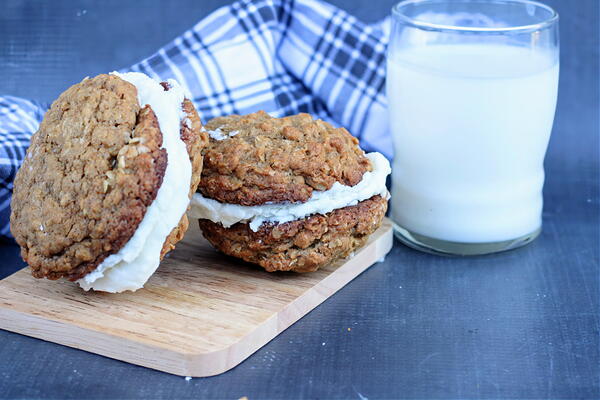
xmin=10 ymin=74 xmax=205 ymax=281
xmin=198 ymin=111 xmax=372 ymax=206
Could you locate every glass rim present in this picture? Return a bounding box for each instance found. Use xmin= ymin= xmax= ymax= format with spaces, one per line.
xmin=392 ymin=0 xmax=559 ymax=34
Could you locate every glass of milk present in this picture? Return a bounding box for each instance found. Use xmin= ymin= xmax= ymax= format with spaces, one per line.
xmin=387 ymin=0 xmax=559 ymax=255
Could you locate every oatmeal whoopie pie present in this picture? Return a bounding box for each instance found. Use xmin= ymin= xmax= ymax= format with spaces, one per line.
xmin=10 ymin=72 xmax=208 ymax=292
xmin=189 ymin=111 xmax=391 ymax=272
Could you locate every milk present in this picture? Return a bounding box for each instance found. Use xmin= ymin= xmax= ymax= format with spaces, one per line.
xmin=387 ymin=44 xmax=559 ymax=243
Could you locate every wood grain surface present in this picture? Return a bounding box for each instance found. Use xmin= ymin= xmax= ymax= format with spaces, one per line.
xmin=0 ymin=219 xmax=393 ymax=377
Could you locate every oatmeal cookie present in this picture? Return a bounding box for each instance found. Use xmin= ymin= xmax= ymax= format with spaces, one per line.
xmin=10 ymin=73 xmax=207 ymax=283
xmin=199 ymin=111 xmax=372 ymax=206
xmin=198 ymin=195 xmax=387 ymax=272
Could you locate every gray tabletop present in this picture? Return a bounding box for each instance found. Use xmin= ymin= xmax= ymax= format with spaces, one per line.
xmin=1 ymin=1 xmax=598 ymax=399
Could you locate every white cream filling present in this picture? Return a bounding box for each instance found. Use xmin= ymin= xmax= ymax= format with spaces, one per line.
xmin=189 ymin=152 xmax=391 ymax=231
xmin=207 ymin=127 xmax=239 ymax=141
xmin=77 ymin=72 xmax=192 ymax=293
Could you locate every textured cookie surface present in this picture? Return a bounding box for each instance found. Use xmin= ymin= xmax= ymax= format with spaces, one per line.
xmin=198 ymin=195 xmax=387 ymax=272
xmin=199 ymin=111 xmax=371 ymax=206
xmin=161 ymin=96 xmax=207 ymax=257
xmin=10 ymin=74 xmax=206 ymax=281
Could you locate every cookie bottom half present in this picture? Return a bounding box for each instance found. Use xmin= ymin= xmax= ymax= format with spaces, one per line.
xmin=198 ymin=195 xmax=387 ymax=272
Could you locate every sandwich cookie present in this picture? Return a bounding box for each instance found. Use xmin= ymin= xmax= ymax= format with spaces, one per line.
xmin=190 ymin=111 xmax=391 ymax=272
xmin=10 ymin=72 xmax=208 ymax=292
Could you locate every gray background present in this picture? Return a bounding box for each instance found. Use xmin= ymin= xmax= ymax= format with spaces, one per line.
xmin=0 ymin=0 xmax=598 ymax=399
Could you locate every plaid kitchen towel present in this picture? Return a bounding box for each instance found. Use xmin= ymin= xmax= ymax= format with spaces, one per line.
xmin=0 ymin=0 xmax=391 ymax=239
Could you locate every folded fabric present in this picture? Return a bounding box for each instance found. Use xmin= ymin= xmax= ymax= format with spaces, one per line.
xmin=0 ymin=0 xmax=390 ymax=240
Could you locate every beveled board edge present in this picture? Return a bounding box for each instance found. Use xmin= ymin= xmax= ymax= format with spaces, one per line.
xmin=0 ymin=219 xmax=393 ymax=377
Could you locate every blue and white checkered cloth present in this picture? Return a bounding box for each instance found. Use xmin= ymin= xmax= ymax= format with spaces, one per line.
xmin=0 ymin=0 xmax=391 ymax=240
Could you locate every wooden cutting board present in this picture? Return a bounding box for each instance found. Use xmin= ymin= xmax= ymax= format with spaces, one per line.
xmin=0 ymin=218 xmax=393 ymax=377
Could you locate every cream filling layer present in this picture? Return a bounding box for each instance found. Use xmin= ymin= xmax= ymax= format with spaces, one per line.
xmin=77 ymin=72 xmax=192 ymax=293
xmin=189 ymin=152 xmax=391 ymax=231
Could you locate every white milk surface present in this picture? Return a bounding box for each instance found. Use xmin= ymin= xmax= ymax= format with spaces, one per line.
xmin=387 ymin=44 xmax=559 ymax=243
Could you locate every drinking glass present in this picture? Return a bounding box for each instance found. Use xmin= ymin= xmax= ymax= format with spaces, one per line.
xmin=387 ymin=0 xmax=559 ymax=255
